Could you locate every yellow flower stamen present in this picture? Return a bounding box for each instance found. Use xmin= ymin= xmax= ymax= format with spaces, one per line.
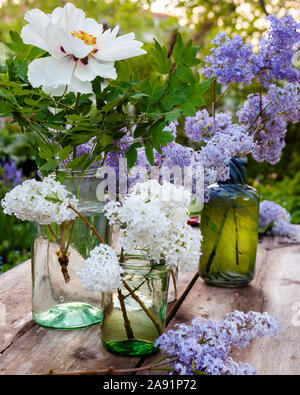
xmin=71 ymin=30 xmax=97 ymax=46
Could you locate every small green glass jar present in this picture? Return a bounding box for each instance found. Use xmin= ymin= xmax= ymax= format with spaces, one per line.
xmin=101 ymin=254 xmax=169 ymax=356
xmin=199 ymin=158 xmax=260 ymax=288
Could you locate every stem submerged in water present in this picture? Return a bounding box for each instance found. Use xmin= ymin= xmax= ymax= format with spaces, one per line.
xmin=204 ymin=207 xmax=229 ymax=276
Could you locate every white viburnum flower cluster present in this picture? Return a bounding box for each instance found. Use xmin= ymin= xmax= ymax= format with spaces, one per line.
xmin=78 ymin=244 xmax=123 ymax=292
xmin=1 ymin=176 xmax=79 ymax=225
xmin=104 ymin=180 xmax=203 ymax=271
xmin=21 ymin=2 xmax=146 ymax=95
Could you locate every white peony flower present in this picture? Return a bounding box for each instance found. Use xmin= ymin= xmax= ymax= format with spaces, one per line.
xmin=78 ymin=244 xmax=123 ymax=292
xmin=21 ymin=2 xmax=146 ymax=94
xmin=104 ymin=180 xmax=203 ymax=271
xmin=1 ymin=176 xmax=79 ymax=225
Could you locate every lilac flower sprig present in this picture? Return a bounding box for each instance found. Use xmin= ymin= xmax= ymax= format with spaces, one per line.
xmin=259 ymin=200 xmax=300 ymax=240
xmin=155 ymin=310 xmax=279 ymax=375
xmin=0 ymin=158 xmax=24 ymax=187
xmin=203 ymin=14 xmax=300 ymax=88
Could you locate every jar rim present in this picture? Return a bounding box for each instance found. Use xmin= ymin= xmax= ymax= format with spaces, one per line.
xmin=120 ymin=260 xmax=169 ymax=273
xmin=57 ymin=168 xmax=101 ymax=177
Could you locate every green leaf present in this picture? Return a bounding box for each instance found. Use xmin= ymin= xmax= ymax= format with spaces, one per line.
xmin=160 ymin=131 xmax=175 ymax=146
xmin=145 ymin=141 xmax=154 ymax=165
xmin=182 ymin=40 xmax=201 ymax=67
xmin=134 ymin=124 xmax=147 ymax=138
xmin=197 ymin=78 xmax=215 ymax=95
xmin=130 ymin=92 xmax=149 ymax=99
xmin=5 ymin=31 xmax=29 ymax=56
xmin=67 ymin=154 xmax=89 ymax=170
xmin=259 ymin=221 xmax=274 ymax=235
xmin=125 ymin=145 xmax=138 ymax=168
xmin=149 ymin=40 xmax=172 ymax=75
xmin=176 ymin=64 xmax=195 ymax=84
xmin=165 ymin=109 xmax=181 ymax=122
xmin=173 ymin=34 xmax=184 ymax=64
xmin=39 ymin=159 xmax=58 ymax=173
xmin=59 ymin=146 xmax=72 ymax=161
xmin=182 ymin=102 xmax=196 ymax=117
xmin=161 ymin=91 xmax=186 ymax=111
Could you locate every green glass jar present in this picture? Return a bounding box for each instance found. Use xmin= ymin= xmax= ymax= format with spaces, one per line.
xmin=199 ymin=158 xmax=260 ymax=288
xmin=101 ymin=254 xmax=169 ymax=356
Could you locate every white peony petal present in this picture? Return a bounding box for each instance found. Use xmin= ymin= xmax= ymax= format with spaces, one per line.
xmin=21 ymin=9 xmax=50 ymax=51
xmin=44 ymin=23 xmax=66 ymax=58
xmin=49 ymin=6 xmax=64 ymax=24
xmin=95 ymin=33 xmax=146 ymax=61
xmin=58 ymin=28 xmax=92 ymax=59
xmin=68 ymin=74 xmax=93 ymax=94
xmin=28 ymin=56 xmax=75 ymax=88
xmin=21 ymin=25 xmax=49 ymax=52
xmin=42 ymin=84 xmax=67 ymax=96
xmin=82 ymin=18 xmax=103 ymax=36
xmin=74 ymin=56 xmax=117 ymax=81
xmin=56 ymin=2 xmax=86 ymax=33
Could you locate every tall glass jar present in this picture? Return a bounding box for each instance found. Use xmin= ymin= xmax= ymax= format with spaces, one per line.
xmin=31 ymin=169 xmax=112 ymax=329
xmin=199 ymin=158 xmax=260 ymax=288
xmin=101 ymin=254 xmax=169 ymax=356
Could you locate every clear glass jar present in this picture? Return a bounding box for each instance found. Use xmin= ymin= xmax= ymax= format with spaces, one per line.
xmin=101 ymin=254 xmax=169 ymax=356
xmin=199 ymin=158 xmax=260 ymax=288
xmin=31 ymin=169 xmax=112 ymax=329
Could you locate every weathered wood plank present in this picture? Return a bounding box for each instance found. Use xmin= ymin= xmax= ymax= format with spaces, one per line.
xmin=0 ymin=263 xmax=192 ymax=374
xmin=0 ymin=234 xmax=299 ymax=375
xmin=139 ymin=236 xmax=300 ymax=375
xmin=0 ymin=260 xmax=33 ymax=353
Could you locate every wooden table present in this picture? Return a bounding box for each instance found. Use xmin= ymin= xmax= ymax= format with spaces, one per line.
xmin=0 ymin=235 xmax=299 ymax=375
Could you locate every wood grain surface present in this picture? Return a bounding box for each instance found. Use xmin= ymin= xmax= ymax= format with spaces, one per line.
xmin=0 ymin=235 xmax=299 ymax=375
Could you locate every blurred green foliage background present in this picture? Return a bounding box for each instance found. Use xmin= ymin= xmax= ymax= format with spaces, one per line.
xmin=0 ymin=0 xmax=299 ymax=271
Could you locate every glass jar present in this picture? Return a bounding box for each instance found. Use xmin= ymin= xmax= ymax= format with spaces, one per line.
xmin=168 ymin=267 xmax=178 ymax=303
xmin=101 ymin=254 xmax=169 ymax=356
xmin=199 ymin=158 xmax=260 ymax=288
xmin=31 ymin=169 xmax=112 ymax=329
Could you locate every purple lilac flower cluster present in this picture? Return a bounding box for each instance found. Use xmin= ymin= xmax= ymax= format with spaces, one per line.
xmin=252 ymin=14 xmax=300 ymax=85
xmin=238 ymin=83 xmax=300 ymax=164
xmin=259 ymin=200 xmax=299 ymax=239
xmin=203 ymin=32 xmax=254 ymax=85
xmin=185 ymin=110 xmax=232 ymax=142
xmin=203 ymin=14 xmax=300 ymax=87
xmin=0 ymin=159 xmax=23 ymax=187
xmin=196 ymin=126 xmax=254 ymax=183
xmin=155 ymin=310 xmax=279 ymax=375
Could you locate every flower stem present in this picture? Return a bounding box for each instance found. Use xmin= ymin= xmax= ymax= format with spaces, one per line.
xmin=117 ymin=288 xmax=135 ymax=340
xmin=68 ymin=204 xmax=105 ymax=244
xmin=46 ymin=358 xmax=178 ymax=375
xmin=57 ymin=221 xmax=70 ymax=283
xmin=122 ymin=280 xmax=163 ymax=336
xmin=212 ymin=78 xmax=217 ymax=132
xmin=233 ymin=206 xmax=239 ymax=266
xmin=47 ymin=225 xmax=59 ymax=243
xmin=170 ymin=267 xmax=178 ymax=300
xmin=204 ymin=206 xmax=229 ymax=276
xmin=63 ymin=220 xmax=75 ymax=254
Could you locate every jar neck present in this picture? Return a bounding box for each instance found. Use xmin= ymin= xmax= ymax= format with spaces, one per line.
xmin=219 ymin=157 xmax=248 ymax=186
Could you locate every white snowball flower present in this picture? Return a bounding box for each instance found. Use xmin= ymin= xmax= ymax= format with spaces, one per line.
xmin=1 ymin=176 xmax=79 ymax=225
xmin=78 ymin=244 xmax=123 ymax=292
xmin=21 ymin=2 xmax=146 ymax=94
xmin=104 ymin=180 xmax=202 ymax=271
